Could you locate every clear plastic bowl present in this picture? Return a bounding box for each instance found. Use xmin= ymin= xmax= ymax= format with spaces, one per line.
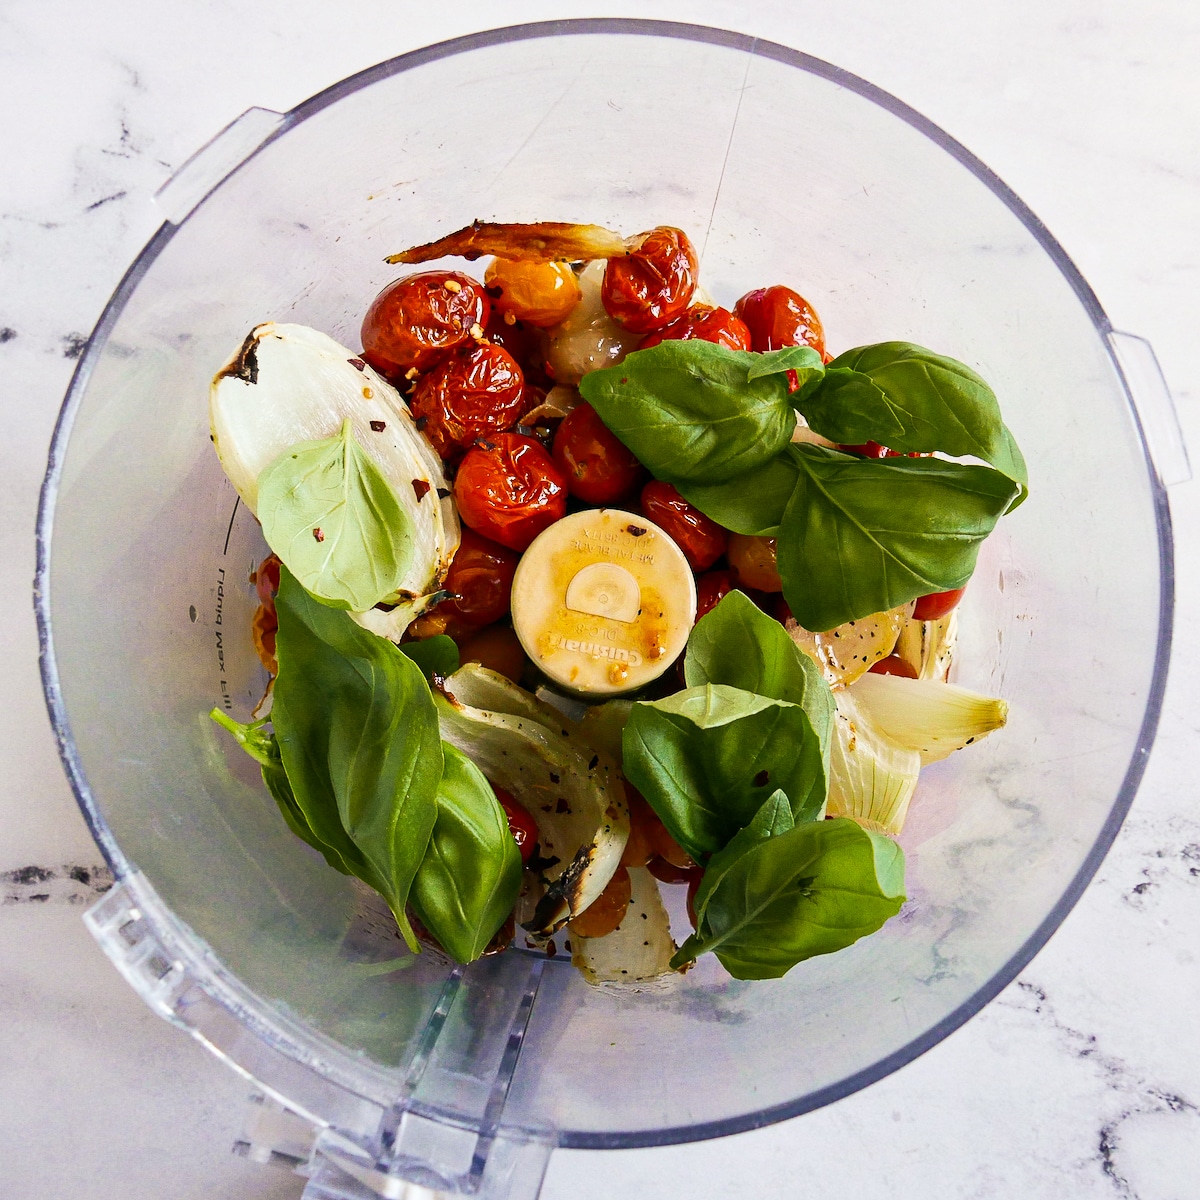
xmin=36 ymin=19 xmax=1175 ymax=1198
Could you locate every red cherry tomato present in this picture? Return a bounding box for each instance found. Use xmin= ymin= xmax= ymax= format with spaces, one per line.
xmin=913 ymin=585 xmax=967 ymax=621
xmin=869 ymin=655 xmax=919 ymax=679
xmin=647 ymin=857 xmax=700 ymax=885
xmin=601 ymin=227 xmax=698 ymax=333
xmin=433 ymin=527 xmax=519 ymax=628
xmin=734 ymin=285 xmax=826 ymax=358
xmin=694 ymin=569 xmax=732 ymax=622
xmin=253 ymin=552 xmax=281 ymax=604
xmin=551 ymin=401 xmax=643 ymax=504
xmin=638 ymin=304 xmax=752 ymax=351
xmin=361 ymin=271 xmax=491 ymax=377
xmin=840 ymin=440 xmax=889 ymax=458
xmin=640 ymin=480 xmax=728 ymax=571
xmin=494 ymin=785 xmax=538 ymax=863
xmin=409 ymin=342 xmax=525 ymax=459
xmin=454 ymin=433 xmax=568 ymax=551
xmin=483 ymin=309 xmax=550 ymax=384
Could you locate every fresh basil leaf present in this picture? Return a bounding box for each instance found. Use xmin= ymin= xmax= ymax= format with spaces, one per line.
xmin=690 ymin=788 xmax=793 ymax=928
xmin=744 ymin=345 xmax=824 ymax=381
xmin=400 ymin=635 xmax=460 ymax=681
xmin=258 ymin=418 xmax=416 ymax=611
xmin=684 ymin=589 xmax=835 ymax=756
xmin=671 ymin=817 xmax=906 ymax=978
xmin=675 ymin=451 xmax=800 ymax=536
xmin=578 ymin=341 xmax=800 ymax=484
xmin=273 ymin=567 xmax=441 ymax=951
xmin=208 ymin=708 xmax=360 ymax=878
xmin=622 ymin=683 xmax=827 ymax=861
xmin=777 ymin=444 xmax=1020 ymax=632
xmin=410 ymin=743 xmax=522 ymax=963
xmin=798 ymin=342 xmax=1028 ymax=502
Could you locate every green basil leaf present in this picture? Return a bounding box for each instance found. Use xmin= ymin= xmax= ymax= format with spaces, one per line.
xmin=209 ymin=708 xmax=361 ymax=878
xmin=410 ymin=743 xmax=522 ymax=963
xmin=689 ymin=788 xmax=793 ymax=928
xmin=273 ymin=567 xmax=441 ymax=950
xmin=777 ymin=444 xmax=1020 ymax=632
xmin=744 ymin=345 xmax=824 ymax=380
xmin=798 ymin=342 xmax=1028 ymax=502
xmin=578 ymin=341 xmax=800 ymax=484
xmin=622 ymin=683 xmax=827 ymax=861
xmin=684 ymin=589 xmax=835 ymax=755
xmin=258 ymin=418 xmax=416 ymax=611
xmin=400 ymin=635 xmax=460 ymax=681
xmin=671 ymin=817 xmax=906 ymax=978
xmin=675 ymin=451 xmax=800 ymax=536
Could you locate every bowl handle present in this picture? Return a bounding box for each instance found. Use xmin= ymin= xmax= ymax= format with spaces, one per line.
xmin=154 ymin=107 xmax=287 ymax=226
xmin=1107 ymin=331 xmax=1191 ymax=487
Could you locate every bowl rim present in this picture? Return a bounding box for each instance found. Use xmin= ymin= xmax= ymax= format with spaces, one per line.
xmin=34 ymin=17 xmax=1176 ymax=1152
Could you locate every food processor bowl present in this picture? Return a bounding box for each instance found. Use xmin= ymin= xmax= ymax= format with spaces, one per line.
xmin=36 ymin=19 xmax=1184 ymax=1199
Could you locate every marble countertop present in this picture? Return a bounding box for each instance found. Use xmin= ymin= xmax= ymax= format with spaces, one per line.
xmin=3 ymin=1 xmax=1197 ymax=1197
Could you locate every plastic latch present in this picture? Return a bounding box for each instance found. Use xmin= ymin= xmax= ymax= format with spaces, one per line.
xmin=1107 ymin=331 xmax=1192 ymax=487
xmin=303 ymin=953 xmax=554 ymax=1199
xmin=234 ymin=1093 xmax=318 ymax=1168
xmin=154 ymin=107 xmax=286 ymax=225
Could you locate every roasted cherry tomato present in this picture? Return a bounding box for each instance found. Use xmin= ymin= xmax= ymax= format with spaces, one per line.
xmin=482 ymin=310 xmax=549 ymax=383
xmin=409 ymin=342 xmax=525 ymax=459
xmin=601 ymin=226 xmax=698 ymax=333
xmin=647 ymin=856 xmax=698 ymax=884
xmin=493 ymin=785 xmax=539 ymax=863
xmin=913 ymin=585 xmax=967 ymax=621
xmin=568 ymin=866 xmax=631 ymax=939
xmin=840 ymin=440 xmax=890 ymax=458
xmin=456 ymin=624 xmax=527 ymax=683
xmin=551 ymin=401 xmax=643 ymax=504
xmin=734 ymin=285 xmax=826 ymax=359
xmin=727 ymin=534 xmax=782 ymax=593
xmin=638 ymin=304 xmax=752 ymax=351
xmin=485 ymin=258 xmax=581 ymax=328
xmin=620 ymin=785 xmax=660 ymax=869
xmin=640 ymin=480 xmax=728 ymax=571
xmin=437 ymin=527 xmax=520 ymax=628
xmin=361 ymin=270 xmax=491 ymax=377
xmin=253 ymin=552 xmax=281 ymax=605
xmin=454 ymin=432 xmax=568 ymax=551
xmin=869 ymin=655 xmax=919 ymax=679
xmin=694 ymin=569 xmax=733 ymax=622
xmin=251 ymin=603 xmax=278 ymax=676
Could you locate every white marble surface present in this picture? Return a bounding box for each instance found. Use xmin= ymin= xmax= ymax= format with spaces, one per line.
xmin=3 ymin=1 xmax=1198 ymax=1196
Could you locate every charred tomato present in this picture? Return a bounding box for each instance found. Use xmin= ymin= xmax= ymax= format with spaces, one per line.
xmin=551 ymin=401 xmax=643 ymax=504
xmin=601 ymin=226 xmax=698 ymax=333
xmin=640 ymin=480 xmax=728 ymax=571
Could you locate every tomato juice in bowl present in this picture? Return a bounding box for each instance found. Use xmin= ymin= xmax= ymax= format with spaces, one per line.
xmin=36 ymin=20 xmax=1172 ymax=1195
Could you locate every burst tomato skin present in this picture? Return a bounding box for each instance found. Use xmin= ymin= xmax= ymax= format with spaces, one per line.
xmin=436 ymin=527 xmax=520 ymax=628
xmin=601 ymin=227 xmax=698 ymax=333
xmin=734 ymin=285 xmax=826 ymax=358
xmin=253 ymin=552 xmax=281 ymax=604
xmin=409 ymin=342 xmax=525 ymax=459
xmin=551 ymin=402 xmax=643 ymax=504
xmin=638 ymin=304 xmax=752 ymax=351
xmin=694 ymin=569 xmax=733 ymax=622
xmin=913 ymin=585 xmax=967 ymax=620
xmin=454 ymin=433 xmax=568 ymax=551
xmin=361 ymin=271 xmax=491 ymax=376
xmin=639 ymin=480 xmax=728 ymax=571
xmin=493 ymin=786 xmax=539 ymax=863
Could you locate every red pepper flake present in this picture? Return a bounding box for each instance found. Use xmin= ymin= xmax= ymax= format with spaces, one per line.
xmin=313 ymin=528 xmax=325 ymax=542
xmin=626 ymin=525 xmax=647 ymax=537
xmin=369 ymin=419 xmax=386 ymax=432
xmin=436 ymin=487 xmax=451 ymax=499
xmin=412 ymin=479 xmax=431 ymax=501
xmin=545 ymin=940 xmax=557 ymax=958
xmin=555 ymin=798 xmax=570 ymax=814
xmin=348 ymin=357 xmax=366 ymax=371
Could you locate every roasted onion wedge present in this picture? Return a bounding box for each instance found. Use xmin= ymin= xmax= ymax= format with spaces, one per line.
xmin=434 ymin=666 xmax=629 ymax=934
xmin=386 ymin=220 xmax=629 ymax=265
